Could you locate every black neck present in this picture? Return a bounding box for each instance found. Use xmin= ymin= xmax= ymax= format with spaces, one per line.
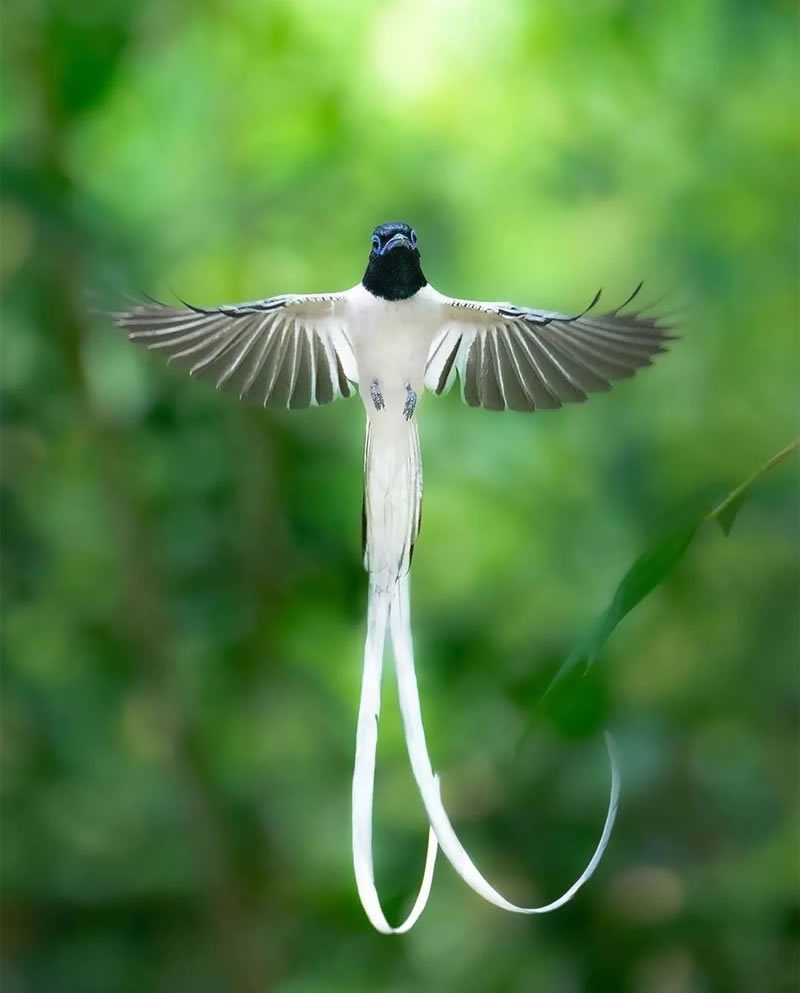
xmin=362 ymin=251 xmax=427 ymax=301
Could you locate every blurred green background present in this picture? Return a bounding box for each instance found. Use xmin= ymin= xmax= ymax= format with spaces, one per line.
xmin=2 ymin=1 xmax=798 ymax=991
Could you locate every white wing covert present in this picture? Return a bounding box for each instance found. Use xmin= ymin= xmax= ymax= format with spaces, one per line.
xmin=425 ymin=285 xmax=674 ymax=411
xmin=114 ymin=293 xmax=358 ymax=408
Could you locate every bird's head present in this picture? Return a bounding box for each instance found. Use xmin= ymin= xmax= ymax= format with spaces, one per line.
xmin=369 ymin=221 xmax=418 ymax=259
xmin=363 ymin=221 xmax=427 ymax=301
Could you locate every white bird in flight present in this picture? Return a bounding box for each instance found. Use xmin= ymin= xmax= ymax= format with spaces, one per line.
xmin=113 ymin=221 xmax=674 ymax=933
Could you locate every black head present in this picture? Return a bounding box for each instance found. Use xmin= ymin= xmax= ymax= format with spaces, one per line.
xmin=362 ymin=221 xmax=427 ymax=301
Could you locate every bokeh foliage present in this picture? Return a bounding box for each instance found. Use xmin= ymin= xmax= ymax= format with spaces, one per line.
xmin=2 ymin=1 xmax=798 ymax=991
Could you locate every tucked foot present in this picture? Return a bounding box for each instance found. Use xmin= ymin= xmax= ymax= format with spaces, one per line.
xmin=370 ymin=380 xmax=385 ymax=411
xmin=403 ymin=386 xmax=417 ymax=421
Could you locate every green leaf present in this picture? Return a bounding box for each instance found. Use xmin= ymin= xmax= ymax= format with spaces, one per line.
xmin=543 ymin=520 xmax=699 ymax=699
xmin=542 ymin=439 xmax=799 ymax=701
xmin=708 ymin=439 xmax=799 ymax=536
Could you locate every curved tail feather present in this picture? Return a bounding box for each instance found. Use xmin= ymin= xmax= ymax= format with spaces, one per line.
xmin=353 ymin=411 xmax=618 ymax=931
xmin=389 ymin=572 xmax=620 ymax=915
xmin=351 ymin=580 xmax=438 ymax=933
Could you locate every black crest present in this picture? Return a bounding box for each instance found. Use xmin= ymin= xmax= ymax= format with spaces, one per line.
xmin=362 ymin=221 xmax=427 ymax=301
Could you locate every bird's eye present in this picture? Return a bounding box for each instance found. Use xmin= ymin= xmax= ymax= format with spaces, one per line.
xmin=410 ymin=229 xmax=417 ymax=248
xmin=371 ymin=235 xmax=381 ymax=252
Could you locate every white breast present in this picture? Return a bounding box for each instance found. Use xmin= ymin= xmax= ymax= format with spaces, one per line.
xmin=344 ymin=283 xmax=443 ymax=414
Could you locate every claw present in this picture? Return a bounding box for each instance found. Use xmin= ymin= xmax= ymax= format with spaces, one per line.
xmin=369 ymin=380 xmax=385 ymax=411
xmin=403 ymin=386 xmax=417 ymax=420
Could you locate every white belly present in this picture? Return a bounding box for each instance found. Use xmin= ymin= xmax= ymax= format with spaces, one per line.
xmin=344 ymin=284 xmax=442 ymax=418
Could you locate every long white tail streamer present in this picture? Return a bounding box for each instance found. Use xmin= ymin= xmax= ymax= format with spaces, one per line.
xmin=388 ymin=571 xmax=620 ymax=915
xmin=351 ymin=580 xmax=438 ymax=933
xmin=354 ymin=411 xmax=618 ymax=930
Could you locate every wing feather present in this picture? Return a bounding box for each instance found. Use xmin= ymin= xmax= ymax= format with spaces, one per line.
xmin=426 ymin=287 xmax=674 ymax=413
xmin=479 ymin=333 xmax=505 ymax=411
xmin=462 ymin=337 xmax=482 ymax=408
xmin=536 ymin=327 xmax=612 ymax=393
xmin=113 ymin=293 xmax=356 ymax=409
xmin=506 ymin=325 xmax=561 ymax=409
xmin=312 ymin=331 xmax=335 ymax=405
xmin=494 ymin=332 xmax=531 ymax=411
xmin=289 ymin=324 xmax=314 ymax=409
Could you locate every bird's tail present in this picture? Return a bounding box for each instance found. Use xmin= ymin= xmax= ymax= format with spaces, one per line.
xmin=351 ymin=576 xmax=438 ymax=933
xmin=361 ymin=417 xmax=422 ymax=590
xmin=388 ymin=572 xmax=620 ymax=917
xmin=352 ymin=415 xmax=620 ymax=931
xmin=351 ymin=416 xmax=436 ymax=933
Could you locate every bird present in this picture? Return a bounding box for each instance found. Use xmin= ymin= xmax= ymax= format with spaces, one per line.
xmin=112 ymin=221 xmax=674 ymax=933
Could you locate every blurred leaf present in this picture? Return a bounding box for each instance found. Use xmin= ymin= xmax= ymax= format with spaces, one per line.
xmin=544 ymin=439 xmax=799 ymax=699
xmin=540 ymin=657 xmax=610 ymax=738
xmin=709 ymin=439 xmax=799 ymax=536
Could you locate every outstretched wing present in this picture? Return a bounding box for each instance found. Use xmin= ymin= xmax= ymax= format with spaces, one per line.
xmin=424 ymin=285 xmax=674 ymax=412
xmin=113 ymin=292 xmax=358 ymax=408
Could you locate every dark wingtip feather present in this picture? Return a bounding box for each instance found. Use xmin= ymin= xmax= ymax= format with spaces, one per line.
xmin=575 ymin=287 xmax=603 ymax=320
xmin=586 ymin=287 xmax=603 ymax=312
xmin=176 ymin=295 xmax=207 ymax=314
xmin=611 ymin=281 xmax=644 ymax=314
xmin=625 ymin=285 xmax=687 ymax=341
xmin=542 ymin=287 xmax=603 ymax=327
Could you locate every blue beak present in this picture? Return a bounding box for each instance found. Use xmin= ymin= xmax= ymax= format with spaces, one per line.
xmin=381 ymin=233 xmax=412 ymax=254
